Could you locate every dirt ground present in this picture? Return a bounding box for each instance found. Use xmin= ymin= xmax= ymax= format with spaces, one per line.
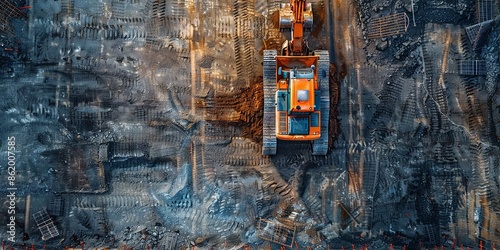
xmin=0 ymin=0 xmax=499 ymax=249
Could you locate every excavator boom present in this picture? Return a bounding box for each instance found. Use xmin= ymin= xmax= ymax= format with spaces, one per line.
xmin=291 ymin=0 xmax=306 ymax=54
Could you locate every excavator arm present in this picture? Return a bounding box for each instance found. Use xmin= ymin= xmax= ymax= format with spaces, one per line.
xmin=290 ymin=0 xmax=306 ymax=54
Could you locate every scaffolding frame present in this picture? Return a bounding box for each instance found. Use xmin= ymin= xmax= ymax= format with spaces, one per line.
xmin=367 ymin=13 xmax=409 ymax=39
xmin=257 ymin=219 xmax=296 ymax=247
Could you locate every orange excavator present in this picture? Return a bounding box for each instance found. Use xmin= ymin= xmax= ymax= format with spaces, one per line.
xmin=262 ymin=0 xmax=329 ymax=155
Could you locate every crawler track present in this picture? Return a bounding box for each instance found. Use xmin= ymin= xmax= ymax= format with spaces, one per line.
xmin=262 ymin=50 xmax=277 ymax=155
xmin=312 ymin=50 xmax=330 ymax=155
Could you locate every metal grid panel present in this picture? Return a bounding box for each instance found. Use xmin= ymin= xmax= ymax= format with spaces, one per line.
xmin=465 ymin=20 xmax=494 ymax=51
xmin=476 ymin=0 xmax=494 ymax=22
xmin=33 ymin=210 xmax=51 ymax=226
xmin=458 ymin=60 xmax=486 ymax=76
xmin=0 ymin=1 xmax=28 ymax=35
xmin=465 ymin=23 xmax=480 ymax=46
xmin=0 ymin=1 xmax=27 ymax=19
xmin=257 ymin=219 xmax=296 ymax=247
xmin=39 ymin=224 xmax=59 ymax=239
xmin=48 ymin=195 xmax=64 ymax=216
xmin=33 ymin=210 xmax=59 ymax=240
xmin=367 ymin=13 xmax=409 ymax=39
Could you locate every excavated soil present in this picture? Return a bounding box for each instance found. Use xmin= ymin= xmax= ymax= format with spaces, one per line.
xmin=209 ymin=79 xmax=264 ymax=142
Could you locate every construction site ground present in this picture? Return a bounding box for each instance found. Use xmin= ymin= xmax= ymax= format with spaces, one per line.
xmin=0 ymin=0 xmax=499 ymax=249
